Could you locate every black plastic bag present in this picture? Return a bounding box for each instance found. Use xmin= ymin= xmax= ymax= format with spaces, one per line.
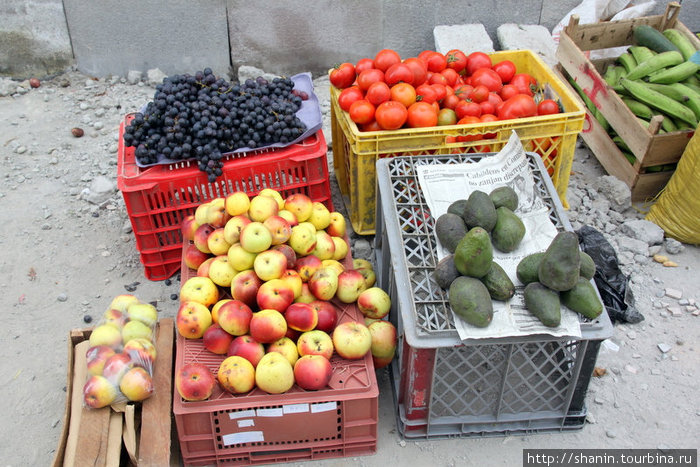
xmin=576 ymin=225 xmax=644 ymax=324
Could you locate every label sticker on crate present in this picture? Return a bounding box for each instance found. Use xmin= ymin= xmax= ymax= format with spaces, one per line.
xmin=257 ymin=407 xmax=284 ymax=417
xmin=222 ymin=431 xmax=265 ymax=446
xmin=229 ymin=409 xmax=256 ymax=420
xmin=237 ymin=419 xmax=255 ymax=428
xmin=311 ymin=402 xmax=337 ymax=413
xmin=283 ymin=403 xmax=310 ymax=414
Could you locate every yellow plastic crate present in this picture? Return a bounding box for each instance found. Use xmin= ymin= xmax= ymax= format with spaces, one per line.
xmin=331 ymin=49 xmax=586 ymax=235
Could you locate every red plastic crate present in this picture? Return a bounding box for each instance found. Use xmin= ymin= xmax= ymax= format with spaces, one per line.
xmin=117 ymin=114 xmax=333 ymax=281
xmin=173 ymin=244 xmax=379 ymax=466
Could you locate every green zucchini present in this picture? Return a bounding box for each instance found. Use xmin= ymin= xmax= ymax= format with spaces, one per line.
xmin=622 ymin=97 xmax=654 ymax=119
xmin=662 ymin=28 xmax=698 ymax=60
xmin=620 ymin=78 xmax=698 ymax=126
xmin=643 ymin=82 xmax=690 ymax=102
xmin=648 ymin=61 xmax=700 ymax=84
xmin=658 ymin=115 xmax=679 ymax=132
xmin=634 ymin=25 xmax=681 ymax=54
xmin=617 ymin=52 xmax=637 ymax=73
xmin=625 ymin=51 xmax=684 ymax=80
xmin=668 ymin=83 xmax=700 ymax=120
xmin=629 ymin=46 xmax=656 ymax=64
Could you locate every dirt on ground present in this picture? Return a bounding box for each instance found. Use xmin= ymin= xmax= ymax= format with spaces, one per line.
xmin=0 ymin=70 xmax=698 ymax=467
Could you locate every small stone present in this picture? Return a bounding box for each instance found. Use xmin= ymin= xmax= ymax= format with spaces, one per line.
xmin=668 ymin=307 xmax=682 ymax=317
xmin=640 ymin=383 xmax=649 ymax=391
xmin=606 ymin=430 xmax=617 ymax=439
xmin=632 ymin=353 xmax=641 ymax=359
xmin=170 ymin=293 xmax=178 ymax=300
xmin=694 ymin=310 xmax=700 ymax=317
xmin=689 ymin=298 xmax=696 ymax=306
xmin=650 ymin=368 xmax=661 ymax=375
xmin=671 ymin=355 xmax=678 ymax=361
xmin=653 ymin=301 xmax=664 ymax=309
xmin=665 ymin=288 xmax=683 ymax=300
xmin=71 ymin=127 xmax=84 ymax=138
xmin=164 ymin=279 xmax=172 ymax=286
xmin=399 ymin=440 xmax=406 ymax=447
xmin=655 ymin=290 xmax=665 ymax=298
xmin=610 ymin=367 xmax=621 ymax=375
xmin=57 ymin=293 xmax=68 ymax=302
xmin=675 ymin=339 xmax=684 ymax=346
xmin=94 ymin=108 xmax=105 ymax=118
xmin=79 ymin=102 xmax=89 ymax=111
xmin=627 ymin=331 xmax=637 ymax=340
xmin=594 ymin=396 xmax=605 ymax=405
xmin=108 ymin=143 xmax=118 ymax=153
xmin=83 ymin=315 xmax=93 ymax=323
xmin=586 ymin=412 xmax=596 ymax=424
xmin=679 ymin=298 xmax=689 ymax=306
xmin=657 ymin=343 xmax=672 ymax=353
xmin=100 ymin=250 xmax=111 ymax=257
xmin=16 ymin=146 xmax=27 ymax=154
xmin=624 ymin=364 xmax=637 ymax=374
xmin=127 ymin=70 xmax=143 ymax=84
xmin=664 ymin=238 xmax=684 ymax=254
xmin=686 ymin=306 xmax=697 ymax=313
xmin=93 ymin=121 xmax=104 ymax=130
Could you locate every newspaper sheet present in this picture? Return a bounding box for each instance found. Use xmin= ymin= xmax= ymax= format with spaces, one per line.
xmin=416 ymin=131 xmax=582 ymax=340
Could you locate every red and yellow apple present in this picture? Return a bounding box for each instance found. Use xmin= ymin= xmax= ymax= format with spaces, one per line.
xmin=207 ymin=228 xmax=233 ymax=256
xmin=332 ymin=321 xmax=372 ymax=360
xmin=294 ymin=354 xmax=333 ymax=391
xmin=295 ymin=254 xmax=322 ymax=282
xmin=227 ymin=243 xmax=257 ymax=271
xmin=259 ymin=188 xmax=285 ymax=210
xmin=108 ymin=294 xmax=140 ymax=313
xmin=83 ymin=375 xmax=119 ymax=408
xmin=181 ymin=214 xmax=200 ymax=242
xmin=239 ymin=221 xmax=272 ymax=253
xmin=121 ymin=319 xmax=153 ymax=344
xmin=284 ymin=302 xmax=318 ymax=332
xmin=263 ymin=215 xmax=292 ymax=245
xmin=120 ymin=366 xmax=154 ymax=402
xmin=176 ymin=363 xmax=216 ymax=401
xmin=227 ymin=335 xmax=265 ymax=368
xmin=202 ymin=323 xmax=234 ymax=355
xmin=272 ymin=243 xmax=297 ymax=269
xmin=335 ymin=269 xmax=368 ymax=303
xmin=294 ymin=283 xmax=316 ymax=304
xmin=326 ymin=212 xmax=347 ymax=238
xmin=308 ymin=202 xmax=331 ymax=230
xmin=179 ymin=276 xmax=220 ymax=307
xmin=206 ymin=198 xmax=231 ymax=229
xmin=253 ymin=249 xmax=288 ymax=281
xmin=309 ymin=300 xmax=339 ymax=334
xmin=266 ymin=337 xmax=299 ymax=366
xmin=86 ymin=345 xmax=117 ymax=376
xmin=123 ymin=337 xmax=157 ymax=366
xmin=288 ymin=224 xmax=317 ymax=256
xmin=103 ymin=308 xmax=127 ymax=329
xmin=89 ymin=324 xmax=122 ymax=349
xmin=210 ymin=298 xmax=232 ymax=324
xmin=368 ymin=320 xmax=397 ymax=368
xmin=249 ymin=309 xmax=288 ymax=344
xmin=308 ymin=267 xmax=339 ymax=301
xmin=197 ymin=257 xmax=216 ymax=278
xmin=255 ymin=352 xmax=294 ymax=394
xmin=248 ymin=194 xmax=279 ymax=222
xmin=277 ymin=209 xmax=298 ymax=227
xmin=225 ymin=191 xmax=251 ymax=216
xmin=357 ymin=287 xmax=392 ymax=319
xmin=184 ymin=243 xmax=211 ymax=271
xmin=256 ymin=278 xmax=294 ymax=312
xmin=208 ymin=255 xmax=237 ymax=288
xmin=230 ymin=269 xmax=262 ymax=309
xmin=218 ymin=356 xmax=255 ymax=394
xmin=331 ymin=237 xmax=349 ymax=261
xmin=280 ymin=269 xmax=303 ymax=299
xmin=284 ymin=193 xmax=313 ymax=222
xmin=297 ymin=329 xmax=334 ymax=360
xmin=217 ymin=299 xmax=253 ymax=336
xmin=193 ymin=223 xmax=216 ymax=254
xmin=176 ymin=301 xmax=213 ymax=339
xmin=102 ymin=352 xmax=133 ymax=382
xmin=311 ymin=230 xmax=336 ymax=260
xmin=223 ymin=215 xmax=251 ymax=245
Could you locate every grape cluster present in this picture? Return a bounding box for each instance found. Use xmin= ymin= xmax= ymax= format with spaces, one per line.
xmin=122 ymin=68 xmax=308 ymax=182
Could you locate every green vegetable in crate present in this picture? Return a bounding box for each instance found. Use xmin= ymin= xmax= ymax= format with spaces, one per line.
xmin=560 ymin=277 xmax=604 ymax=319
xmin=453 ymin=226 xmax=493 ymax=278
xmin=668 ymin=83 xmax=700 ymax=120
xmin=462 ymin=190 xmax=497 ymax=232
xmin=516 ymin=252 xmax=545 ymax=285
xmin=435 ymin=213 xmax=467 ymax=253
xmin=662 ymin=28 xmax=698 ymax=60
xmin=538 ymin=231 xmax=581 ymax=292
xmin=617 ymin=52 xmax=637 ymax=74
xmin=643 ymin=82 xmax=690 ymax=101
xmin=489 ymin=186 xmax=518 ymax=211
xmin=480 ymin=261 xmax=515 ymax=301
xmin=621 ymin=97 xmax=654 ymax=119
xmin=603 ymin=64 xmax=626 ymax=90
xmin=648 ymin=61 xmax=700 ymax=84
xmin=620 ymin=78 xmax=698 ymax=126
xmin=567 ymin=76 xmax=610 ymax=131
xmin=579 ymin=252 xmax=596 ymax=280
xmin=624 ymin=50 xmax=683 ymax=80
xmin=433 ymin=254 xmax=460 ymax=290
xmin=628 ymin=45 xmax=656 ymax=65
xmin=447 ymin=198 xmax=468 ymax=217
xmin=491 ymin=207 xmax=526 ymax=253
xmin=634 ymin=25 xmax=681 ymax=54
xmin=524 ymin=282 xmax=561 ymax=328
xmin=449 ymin=276 xmax=493 ymax=328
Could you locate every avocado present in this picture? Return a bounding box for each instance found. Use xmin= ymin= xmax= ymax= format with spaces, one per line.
xmin=524 ymin=282 xmax=561 ymax=328
xmin=435 ymin=213 xmax=467 ymax=253
xmin=560 ymin=277 xmax=604 ymax=319
xmin=516 ymin=252 xmax=545 ymax=285
xmin=433 ymin=254 xmax=461 ymax=290
xmin=489 ymin=186 xmax=519 ymax=211
xmin=453 ymin=226 xmax=493 ymax=278
xmin=462 ymin=190 xmax=497 ymax=232
xmin=538 ymin=231 xmax=581 ymax=292
xmin=491 ymin=206 xmax=526 ymax=252
xmin=480 ymin=261 xmax=516 ymax=301
xmin=447 ymin=199 xmax=468 ymax=217
xmin=449 ymin=276 xmax=494 ymax=328
xmin=579 ymin=251 xmax=596 ymax=280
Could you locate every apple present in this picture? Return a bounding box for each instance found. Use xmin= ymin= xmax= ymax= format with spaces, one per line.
xmin=308 ymin=202 xmax=331 ymax=230
xmin=331 ymin=237 xmax=349 ymax=261
xmin=311 ymin=230 xmax=336 ymax=260
xmin=202 ymin=323 xmax=234 ymax=354
xmin=89 ymin=324 xmax=122 ymax=349
xmin=86 ymin=345 xmax=117 ymax=376
xmin=294 ymin=355 xmax=333 ymax=391
xmin=288 ymin=224 xmax=317 ymax=256
xmin=181 ymin=214 xmax=200 ymax=242
xmin=102 ymin=352 xmax=134 ymax=382
xmin=297 ymin=221 xmax=317 ymax=235
xmin=296 ymin=330 xmax=334 ymax=360
xmin=193 ymin=223 xmax=216 ymax=254
xmin=308 ymin=267 xmax=339 ymax=301
xmin=120 ymin=366 xmax=154 ymax=402
xmin=208 ymin=255 xmax=237 ymax=288
xmin=368 ymin=320 xmax=397 ymax=363
xmin=321 ymin=259 xmax=345 ymax=277
xmin=267 ymin=337 xmax=299 ymax=367
xmin=256 ymin=278 xmax=294 ymax=312
xmin=353 ymin=258 xmax=373 ymax=271
xmin=295 ymin=254 xmax=322 ymax=282
xmin=335 ymin=269 xmax=368 ymax=304
xmin=253 ymin=249 xmax=288 ymax=281
xmin=194 ymin=202 xmax=211 ymax=226
xmin=197 ymin=257 xmax=216 ymax=278
xmin=206 ymin=198 xmax=231 ymax=229
xmin=294 ymin=283 xmax=316 ymax=304
xmin=217 ymin=356 xmax=255 ymax=394
xmin=259 ymin=188 xmax=285 ymax=210
xmin=280 ymin=269 xmax=303 ymax=299
xmin=108 ymin=294 xmax=140 ymax=313
xmin=284 ymin=302 xmax=318 ymax=332
xmin=83 ymin=375 xmax=119 ymax=408
xmin=357 ymin=287 xmax=392 ymax=319
xmin=309 ymin=300 xmax=339 ymax=333
xmin=123 ymin=337 xmax=157 ymax=367
xmin=249 ymin=309 xmax=288 ymax=344
xmin=217 ymin=299 xmax=253 ymax=336
xmin=230 ymin=269 xmax=262 ymax=309
xmin=332 ymin=322 xmax=372 ymax=360
xmin=225 ymin=191 xmax=251 ymax=216
xmin=272 ymin=243 xmax=297 ymax=269
xmin=227 ymin=243 xmax=257 ymax=271
xmin=184 ymin=243 xmax=211 ymax=271
xmin=356 ymin=267 xmax=376 ymax=289
xmin=223 ymin=215 xmax=252 ymax=245
xmin=176 ymin=301 xmax=213 ymax=339
xmin=255 ymin=352 xmax=294 ymax=394
xmin=227 ymin=335 xmax=265 ymax=368
xmin=207 ymin=228 xmax=233 ymax=256
xmin=210 ymin=298 xmax=232 ymax=324
xmin=248 ymin=194 xmax=279 ymax=222
xmin=263 ymin=215 xmax=292 ymax=245
xmin=284 ymin=193 xmax=313 ymax=222
xmin=179 ymin=276 xmax=220 ymax=307
xmin=277 ymin=209 xmax=298 ymax=227
xmin=127 ymin=302 xmax=158 ymax=328
xmin=373 ymin=354 xmax=394 ymax=369
xmin=326 ymin=212 xmax=347 ymax=238
xmin=285 ymin=327 xmax=302 ymax=341
xmin=176 ymin=363 xmax=217 ymax=401
xmin=364 ymin=317 xmax=380 ymax=327
xmin=239 ymin=221 xmax=272 ymax=253
xmin=103 ymin=308 xmax=127 ymax=329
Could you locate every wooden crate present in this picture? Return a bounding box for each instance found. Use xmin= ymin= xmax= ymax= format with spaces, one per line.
xmin=52 ymin=318 xmax=174 ymax=467
xmin=556 ymin=1 xmax=698 ymax=201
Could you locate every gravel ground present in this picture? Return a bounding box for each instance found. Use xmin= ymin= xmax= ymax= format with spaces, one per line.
xmin=0 ymin=69 xmax=698 ymax=467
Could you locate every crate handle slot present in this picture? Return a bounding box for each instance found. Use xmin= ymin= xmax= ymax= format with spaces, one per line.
xmin=661 ymin=2 xmax=681 ymax=31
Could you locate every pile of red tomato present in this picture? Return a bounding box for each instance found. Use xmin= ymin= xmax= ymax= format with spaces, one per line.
xmin=330 ymin=49 xmax=562 ymax=132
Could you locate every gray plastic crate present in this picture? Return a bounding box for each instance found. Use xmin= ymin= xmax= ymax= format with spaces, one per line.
xmin=374 ymin=153 xmax=613 ymax=440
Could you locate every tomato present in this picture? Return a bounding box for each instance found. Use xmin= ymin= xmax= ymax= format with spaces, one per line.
xmin=479 ymin=100 xmax=496 ymax=115
xmin=407 ymin=101 xmax=438 ymax=128
xmin=455 ymin=100 xmax=481 ymax=119
xmin=375 ymin=100 xmax=408 ymax=130
xmin=356 ymin=68 xmax=385 ymax=92
xmin=430 ymin=84 xmax=447 ymax=102
xmin=465 ymin=52 xmax=492 ymax=75
xmin=537 ymin=99 xmax=561 ymax=115
xmin=373 ymin=49 xmax=401 ymax=72
xmin=428 ymin=72 xmax=448 ymax=85
xmin=415 ymin=84 xmax=437 ymax=104
xmin=510 ymin=73 xmax=538 ymax=96
xmin=437 ymin=108 xmax=458 ymax=126
xmin=454 ymin=84 xmax=473 ymax=100
xmin=441 ymin=93 xmax=461 ymax=110
xmin=446 ymin=49 xmax=468 ymax=73
xmin=355 ymin=58 xmax=374 ymax=75
xmin=337 ymin=86 xmax=364 ymax=112
xmin=470 ymin=68 xmax=502 ymax=93
xmin=487 ymin=92 xmax=503 ymax=108
xmin=469 ymin=84 xmax=490 ymax=104
xmin=390 ymin=82 xmax=417 ymax=108
xmin=349 ymin=99 xmax=376 ymax=125
xmin=498 ymin=94 xmax=537 ymax=120
xmin=492 ymin=60 xmax=516 ymax=83
xmin=426 ymin=52 xmax=448 ymax=73
xmin=403 ymin=57 xmax=428 ymax=87
xmin=440 ymin=68 xmax=460 ymax=87
xmin=480 ymin=113 xmax=499 ymax=138
xmin=361 ymin=120 xmax=382 ymax=132
xmin=365 ymin=81 xmax=392 ymax=106
xmin=456 ymin=116 xmax=483 ymax=142
xmin=499 ymin=84 xmax=520 ymax=101
xmin=329 ymin=62 xmax=356 ymax=90
xmin=418 ymin=50 xmax=435 ymax=63
xmin=385 ymin=63 xmax=414 ymax=87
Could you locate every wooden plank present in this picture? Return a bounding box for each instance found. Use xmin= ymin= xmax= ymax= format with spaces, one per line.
xmin=105 ymin=411 xmax=124 ymax=467
xmin=123 ymin=404 xmax=138 ymax=466
xmin=62 ymin=339 xmax=90 ymax=467
xmin=73 ymin=400 xmax=111 ymax=466
xmin=632 ymin=172 xmax=674 ymax=202
xmin=138 ymin=318 xmax=175 ymax=467
xmin=563 ymin=14 xmax=661 ymax=50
